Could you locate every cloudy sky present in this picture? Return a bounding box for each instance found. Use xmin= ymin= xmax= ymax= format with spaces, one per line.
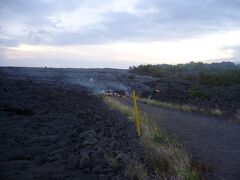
xmin=0 ymin=0 xmax=240 ymax=68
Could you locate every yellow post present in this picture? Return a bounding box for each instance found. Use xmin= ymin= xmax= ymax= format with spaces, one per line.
xmin=133 ymin=91 xmax=140 ymax=137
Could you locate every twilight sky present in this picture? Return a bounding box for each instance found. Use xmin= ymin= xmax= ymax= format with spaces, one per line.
xmin=0 ymin=0 xmax=240 ymax=68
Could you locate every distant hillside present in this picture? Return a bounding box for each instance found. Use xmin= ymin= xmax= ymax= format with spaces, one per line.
xmin=129 ymin=62 xmax=240 ymax=86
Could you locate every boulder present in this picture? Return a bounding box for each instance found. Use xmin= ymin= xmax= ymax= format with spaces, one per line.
xmin=83 ymin=137 xmax=98 ymax=145
xmin=116 ymin=153 xmax=128 ymax=163
xmin=79 ymin=130 xmax=97 ymax=139
xmin=0 ymin=160 xmax=34 ymax=172
xmin=67 ymin=155 xmax=79 ymax=169
xmin=79 ymin=151 xmax=90 ymax=169
xmin=92 ymin=165 xmax=104 ymax=174
xmin=99 ymin=174 xmax=108 ymax=180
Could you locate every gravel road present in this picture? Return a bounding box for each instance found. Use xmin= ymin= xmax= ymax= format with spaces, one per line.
xmin=113 ymin=97 xmax=240 ymax=180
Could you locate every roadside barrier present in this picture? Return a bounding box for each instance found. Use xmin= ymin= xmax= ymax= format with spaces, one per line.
xmin=133 ymin=91 xmax=141 ymax=137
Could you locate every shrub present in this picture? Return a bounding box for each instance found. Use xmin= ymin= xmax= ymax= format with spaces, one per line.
xmin=130 ymin=64 xmax=164 ymax=77
xmin=198 ymin=70 xmax=240 ymax=86
xmin=130 ymin=62 xmax=240 ymax=86
xmin=187 ymin=85 xmax=208 ymax=99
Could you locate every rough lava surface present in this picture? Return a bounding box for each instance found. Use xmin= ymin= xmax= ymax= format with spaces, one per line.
xmin=0 ymin=72 xmax=141 ymax=179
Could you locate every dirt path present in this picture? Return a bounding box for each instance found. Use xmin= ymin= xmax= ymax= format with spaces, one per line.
xmin=113 ymin=97 xmax=240 ymax=180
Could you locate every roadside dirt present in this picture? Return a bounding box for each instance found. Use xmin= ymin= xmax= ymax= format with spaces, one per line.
xmin=113 ymin=97 xmax=240 ymax=180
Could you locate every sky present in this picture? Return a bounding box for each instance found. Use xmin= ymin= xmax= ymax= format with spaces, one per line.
xmin=0 ymin=0 xmax=240 ymax=68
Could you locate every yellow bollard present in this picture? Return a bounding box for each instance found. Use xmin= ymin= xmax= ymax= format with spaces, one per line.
xmin=133 ymin=91 xmax=140 ymax=137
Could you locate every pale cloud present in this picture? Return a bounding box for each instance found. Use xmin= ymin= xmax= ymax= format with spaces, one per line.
xmin=2 ymin=30 xmax=239 ymax=68
xmin=0 ymin=0 xmax=240 ymax=67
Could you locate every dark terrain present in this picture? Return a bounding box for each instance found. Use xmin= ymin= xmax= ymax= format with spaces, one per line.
xmin=113 ymin=97 xmax=240 ymax=180
xmin=0 ymin=75 xmax=140 ymax=179
xmin=131 ymin=62 xmax=240 ymax=120
xmin=1 ymin=66 xmax=240 ymax=179
xmin=141 ymin=79 xmax=240 ymax=119
xmin=1 ymin=66 xmax=239 ymax=121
